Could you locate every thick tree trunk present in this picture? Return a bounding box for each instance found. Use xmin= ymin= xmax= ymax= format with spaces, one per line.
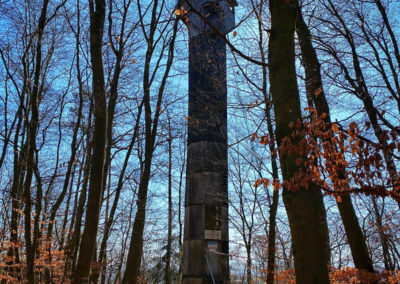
xmin=32 ymin=157 xmax=43 ymax=259
xmin=73 ymin=1 xmax=107 ymax=282
xmin=251 ymin=3 xmax=281 ymax=282
xmin=295 ymin=3 xmax=375 ymax=273
xmin=91 ymin=1 xmax=131 ymax=283
xmin=268 ymin=1 xmax=330 ymax=283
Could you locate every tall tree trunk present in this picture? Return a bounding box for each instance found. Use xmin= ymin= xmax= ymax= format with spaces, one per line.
xmin=265 ymin=105 xmax=280 ymax=284
xmin=32 ymin=153 xmax=43 ymax=257
xmin=7 ymin=94 xmax=26 ymax=276
xmin=246 ymin=243 xmax=252 ymax=284
xmin=60 ymin=162 xmax=77 ymax=249
xmin=164 ymin=118 xmax=173 ymax=284
xmin=93 ymin=2 xmax=134 ymax=281
xmin=253 ymin=2 xmax=281 ymax=282
xmin=72 ymin=0 xmax=107 ymax=281
xmin=23 ymin=1 xmax=50 ymax=282
xmin=96 ymin=99 xmax=144 ymax=279
xmin=177 ymin=138 xmax=186 ymax=280
xmin=100 ymin=0 xmax=131 ymax=205
xmin=122 ymin=7 xmax=178 ymax=282
xmin=0 ymin=75 xmax=19 ymax=171
xmin=268 ymin=1 xmax=330 ymax=283
xmin=67 ymin=138 xmax=92 ymax=277
xmin=373 ymin=0 xmax=400 ymax=69
xmin=295 ymin=3 xmax=374 ymax=273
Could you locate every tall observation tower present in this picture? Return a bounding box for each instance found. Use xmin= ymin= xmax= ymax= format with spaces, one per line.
xmin=180 ymin=1 xmax=237 ymax=283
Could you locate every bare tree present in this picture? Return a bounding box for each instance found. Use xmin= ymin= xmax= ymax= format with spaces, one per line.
xmin=122 ymin=1 xmax=179 ymax=282
xmin=73 ymin=0 xmax=108 ymax=282
xmin=295 ymin=1 xmax=375 ymax=273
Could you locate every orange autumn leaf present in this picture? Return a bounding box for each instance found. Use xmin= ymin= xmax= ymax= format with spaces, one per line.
xmin=336 ymin=195 xmax=342 ymax=203
xmin=131 ymin=59 xmax=136 ymax=64
xmin=250 ymin=132 xmax=259 ymax=142
xmin=253 ymin=179 xmax=262 ymax=188
xmin=304 ymin=106 xmax=315 ymax=112
xmin=332 ymin=123 xmax=339 ymax=133
xmin=174 ymin=6 xmax=187 ymax=17
xmin=349 ymin=121 xmax=357 ymax=130
xmin=254 ymin=178 xmax=271 ymax=188
xmin=260 ymin=135 xmax=269 ymax=145
xmin=314 ymin=87 xmax=323 ymax=96
xmin=272 ymin=179 xmax=281 ymax=191
xmin=233 ymin=31 xmax=237 ymax=37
